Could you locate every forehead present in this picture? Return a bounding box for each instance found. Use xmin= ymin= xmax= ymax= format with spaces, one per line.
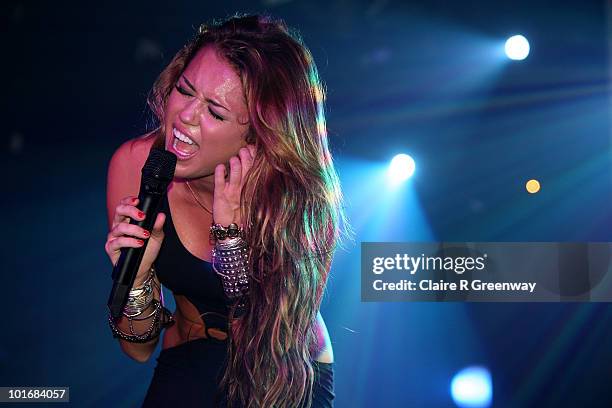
xmin=182 ymin=46 xmax=246 ymax=109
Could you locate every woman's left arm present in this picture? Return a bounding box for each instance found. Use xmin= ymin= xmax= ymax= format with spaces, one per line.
xmin=314 ymin=310 xmax=334 ymax=363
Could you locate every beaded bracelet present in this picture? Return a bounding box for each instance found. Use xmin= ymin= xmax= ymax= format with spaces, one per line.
xmin=108 ymin=300 xmax=175 ymax=343
xmin=110 ymin=300 xmax=159 ymax=343
xmin=209 ymin=222 xmax=243 ymax=241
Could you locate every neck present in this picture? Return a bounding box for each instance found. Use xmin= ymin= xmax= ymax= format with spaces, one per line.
xmin=176 ymin=173 xmax=215 ymax=199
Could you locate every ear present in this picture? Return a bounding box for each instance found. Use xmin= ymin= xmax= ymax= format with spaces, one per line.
xmin=244 ymin=127 xmax=256 ymax=145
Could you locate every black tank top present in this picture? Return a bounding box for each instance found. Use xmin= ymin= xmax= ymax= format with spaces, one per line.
xmin=155 ymin=192 xmax=230 ymax=326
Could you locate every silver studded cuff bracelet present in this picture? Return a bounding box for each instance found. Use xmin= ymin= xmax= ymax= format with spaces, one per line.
xmin=212 ymin=236 xmax=250 ymax=304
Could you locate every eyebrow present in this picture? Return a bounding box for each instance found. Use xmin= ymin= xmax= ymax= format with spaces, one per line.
xmin=181 ymin=75 xmax=230 ymax=112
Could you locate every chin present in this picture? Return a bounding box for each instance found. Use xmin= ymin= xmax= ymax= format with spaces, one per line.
xmin=175 ymin=163 xmax=215 ymax=180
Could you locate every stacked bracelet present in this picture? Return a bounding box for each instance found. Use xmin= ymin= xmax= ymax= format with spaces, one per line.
xmin=122 ymin=268 xmax=156 ymax=318
xmin=210 ymin=223 xmax=250 ymax=315
xmin=108 ymin=265 xmax=175 ymax=343
xmin=212 ymin=237 xmax=250 ymax=299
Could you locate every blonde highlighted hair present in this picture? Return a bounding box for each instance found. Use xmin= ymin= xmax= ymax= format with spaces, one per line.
xmin=147 ymin=13 xmax=352 ymax=407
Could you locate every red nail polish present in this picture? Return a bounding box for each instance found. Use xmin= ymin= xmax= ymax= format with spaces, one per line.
xmin=143 ymin=230 xmax=150 ymax=237
xmin=132 ymin=198 xmax=138 ymax=203
xmin=138 ymin=211 xmax=145 ymax=218
xmin=137 ymin=239 xmax=144 ymax=245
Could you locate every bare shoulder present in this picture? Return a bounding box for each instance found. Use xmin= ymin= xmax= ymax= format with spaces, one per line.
xmin=109 ymin=131 xmax=158 ymax=170
xmin=105 ymin=131 xmax=158 ymax=228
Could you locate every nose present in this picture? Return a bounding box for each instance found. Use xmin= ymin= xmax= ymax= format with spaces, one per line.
xmin=178 ymin=97 xmax=205 ymax=127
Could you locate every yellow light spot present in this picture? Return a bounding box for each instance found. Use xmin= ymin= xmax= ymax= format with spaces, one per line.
xmin=526 ymin=179 xmax=541 ymax=194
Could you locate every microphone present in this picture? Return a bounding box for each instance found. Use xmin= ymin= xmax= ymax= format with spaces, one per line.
xmin=107 ymin=147 xmax=177 ymax=319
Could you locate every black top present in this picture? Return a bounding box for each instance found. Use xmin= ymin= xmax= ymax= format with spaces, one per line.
xmin=155 ymin=192 xmax=230 ymax=331
xmin=143 ymin=194 xmax=337 ymax=408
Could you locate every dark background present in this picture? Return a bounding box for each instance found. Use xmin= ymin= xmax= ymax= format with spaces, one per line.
xmin=2 ymin=0 xmax=611 ymax=407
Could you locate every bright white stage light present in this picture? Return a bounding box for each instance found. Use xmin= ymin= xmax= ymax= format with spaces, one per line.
xmin=505 ymin=35 xmax=530 ymax=60
xmin=388 ymin=154 xmax=415 ymax=183
xmin=450 ymin=366 xmax=492 ymax=408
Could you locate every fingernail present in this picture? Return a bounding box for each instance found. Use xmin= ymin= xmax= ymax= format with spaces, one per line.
xmin=132 ymin=198 xmax=138 ymax=203
xmin=143 ymin=230 xmax=150 ymax=237
xmin=138 ymin=211 xmax=145 ymax=218
xmin=137 ymin=239 xmax=144 ymax=245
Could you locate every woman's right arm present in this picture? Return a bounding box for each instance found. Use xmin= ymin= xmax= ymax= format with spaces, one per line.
xmin=105 ymin=136 xmax=165 ymax=363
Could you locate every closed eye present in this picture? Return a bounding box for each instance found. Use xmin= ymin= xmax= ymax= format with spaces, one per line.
xmin=175 ymin=84 xmax=225 ymax=122
xmin=208 ymin=107 xmax=225 ymax=121
xmin=175 ymin=84 xmax=192 ymax=97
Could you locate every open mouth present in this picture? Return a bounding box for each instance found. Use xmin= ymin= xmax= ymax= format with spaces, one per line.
xmin=170 ymin=127 xmax=199 ymax=159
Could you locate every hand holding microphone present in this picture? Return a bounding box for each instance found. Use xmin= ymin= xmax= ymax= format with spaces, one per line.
xmin=105 ymin=196 xmax=166 ymax=287
xmin=106 ymin=148 xmax=177 ymax=319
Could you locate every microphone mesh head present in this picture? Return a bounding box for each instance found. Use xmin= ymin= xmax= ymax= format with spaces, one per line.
xmin=142 ymin=148 xmax=177 ymax=183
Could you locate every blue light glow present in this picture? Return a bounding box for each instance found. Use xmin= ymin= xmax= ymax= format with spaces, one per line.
xmin=387 ymin=154 xmax=415 ymax=184
xmin=505 ymin=35 xmax=530 ymax=60
xmin=450 ymin=366 xmax=492 ymax=408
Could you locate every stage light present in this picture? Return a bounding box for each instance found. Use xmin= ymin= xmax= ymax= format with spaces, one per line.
xmin=388 ymin=154 xmax=415 ymax=184
xmin=525 ymin=179 xmax=541 ymax=194
xmin=450 ymin=366 xmax=492 ymax=408
xmin=505 ymin=35 xmax=529 ymax=60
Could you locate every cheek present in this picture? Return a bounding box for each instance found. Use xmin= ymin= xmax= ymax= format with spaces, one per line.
xmin=197 ymin=116 xmax=219 ymax=133
xmin=201 ymin=128 xmax=246 ymax=156
xmin=165 ymin=93 xmax=182 ymax=116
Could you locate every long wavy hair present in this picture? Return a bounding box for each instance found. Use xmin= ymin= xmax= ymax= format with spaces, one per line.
xmin=147 ymin=13 xmax=351 ymax=408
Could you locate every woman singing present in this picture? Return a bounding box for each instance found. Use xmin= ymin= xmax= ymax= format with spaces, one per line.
xmin=104 ymin=13 xmax=349 ymax=408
